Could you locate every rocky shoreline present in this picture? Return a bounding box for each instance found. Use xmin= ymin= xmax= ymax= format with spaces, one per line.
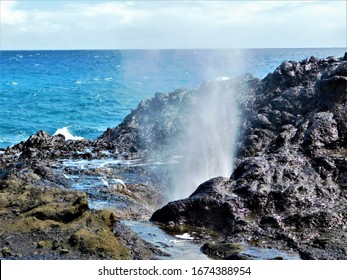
xmin=1 ymin=53 xmax=346 ymax=259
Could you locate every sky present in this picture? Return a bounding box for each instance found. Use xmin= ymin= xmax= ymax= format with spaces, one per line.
xmin=0 ymin=0 xmax=346 ymax=50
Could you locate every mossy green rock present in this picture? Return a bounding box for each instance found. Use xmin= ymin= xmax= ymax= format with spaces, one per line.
xmin=2 ymin=247 xmax=12 ymax=257
xmin=69 ymin=228 xmax=129 ymax=259
xmin=37 ymin=241 xmax=47 ymax=248
xmin=0 ymin=178 xmax=130 ymax=259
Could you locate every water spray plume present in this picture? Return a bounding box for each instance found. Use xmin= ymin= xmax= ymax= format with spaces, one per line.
xmin=155 ymin=50 xmax=246 ymax=200
xmin=169 ymin=78 xmax=241 ymax=200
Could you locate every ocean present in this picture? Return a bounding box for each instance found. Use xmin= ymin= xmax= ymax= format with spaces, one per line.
xmin=0 ymin=48 xmax=344 ymax=148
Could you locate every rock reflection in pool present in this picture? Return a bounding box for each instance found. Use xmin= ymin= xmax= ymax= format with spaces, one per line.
xmin=121 ymin=220 xmax=209 ymax=260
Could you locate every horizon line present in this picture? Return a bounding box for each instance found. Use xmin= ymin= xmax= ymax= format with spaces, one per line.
xmin=1 ymin=47 xmax=346 ymax=52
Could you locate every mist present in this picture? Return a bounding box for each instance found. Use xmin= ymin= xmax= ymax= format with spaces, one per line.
xmin=150 ymin=50 xmax=246 ymax=200
xmin=168 ymin=79 xmax=240 ymax=199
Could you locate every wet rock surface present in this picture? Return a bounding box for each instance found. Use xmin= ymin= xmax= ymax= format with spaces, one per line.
xmin=1 ymin=54 xmax=346 ymax=259
xmin=114 ymin=223 xmax=169 ymax=260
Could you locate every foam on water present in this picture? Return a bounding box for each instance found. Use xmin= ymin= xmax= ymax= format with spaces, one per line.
xmin=53 ymin=127 xmax=84 ymax=141
xmin=175 ymin=233 xmax=195 ymax=240
xmin=62 ymin=158 xmax=132 ymax=169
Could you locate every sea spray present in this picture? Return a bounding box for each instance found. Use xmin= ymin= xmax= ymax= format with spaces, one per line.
xmin=168 ymin=79 xmax=240 ymax=200
xmin=53 ymin=127 xmax=84 ymax=141
xmin=162 ymin=50 xmax=246 ymax=200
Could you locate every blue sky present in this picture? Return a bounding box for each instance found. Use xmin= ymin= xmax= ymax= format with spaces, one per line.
xmin=1 ymin=0 xmax=346 ymax=50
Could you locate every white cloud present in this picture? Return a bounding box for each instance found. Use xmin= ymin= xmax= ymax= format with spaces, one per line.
xmin=0 ymin=0 xmax=345 ymax=49
xmin=1 ymin=0 xmax=27 ymax=25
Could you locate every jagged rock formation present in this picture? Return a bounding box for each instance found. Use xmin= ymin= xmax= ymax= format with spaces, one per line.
xmin=151 ymin=55 xmax=347 ymax=259
xmin=99 ymin=89 xmax=193 ymax=152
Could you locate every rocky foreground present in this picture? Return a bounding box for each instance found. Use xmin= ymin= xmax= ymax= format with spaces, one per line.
xmin=0 ymin=53 xmax=346 ymax=259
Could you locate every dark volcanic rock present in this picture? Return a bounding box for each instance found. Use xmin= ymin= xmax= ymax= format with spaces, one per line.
xmin=319 ymin=62 xmax=347 ymax=106
xmin=151 ymin=54 xmax=347 ymax=259
xmin=302 ymin=112 xmax=339 ymax=156
xmin=201 ymin=242 xmax=246 ymax=260
xmin=151 ymin=177 xmax=244 ymax=233
xmin=98 ymin=89 xmax=193 ymax=152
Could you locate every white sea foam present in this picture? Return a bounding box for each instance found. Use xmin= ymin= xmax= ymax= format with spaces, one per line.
xmin=53 ymin=127 xmax=84 ymax=141
xmin=9 ymin=55 xmax=24 ymax=61
xmin=110 ymin=178 xmax=126 ymax=187
xmin=101 ymin=178 xmax=109 ymax=186
xmin=169 ymin=239 xmax=181 ymax=244
xmin=175 ymin=233 xmax=195 ymax=240
xmin=62 ymin=158 xmax=137 ymax=169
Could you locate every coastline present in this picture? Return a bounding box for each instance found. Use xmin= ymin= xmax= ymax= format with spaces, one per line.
xmin=0 ymin=53 xmax=346 ymax=260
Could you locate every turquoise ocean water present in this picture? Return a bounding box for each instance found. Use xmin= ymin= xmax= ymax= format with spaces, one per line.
xmin=0 ymin=48 xmax=344 ymax=148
